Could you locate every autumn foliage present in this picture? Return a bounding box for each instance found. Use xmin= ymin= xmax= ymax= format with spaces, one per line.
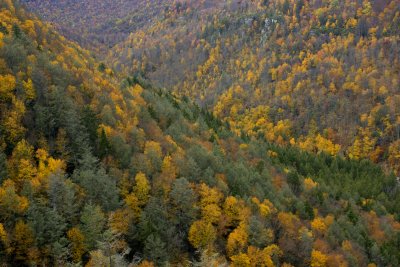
xmin=0 ymin=0 xmax=399 ymax=266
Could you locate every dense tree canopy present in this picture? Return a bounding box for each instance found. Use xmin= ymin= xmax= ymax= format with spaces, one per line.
xmin=0 ymin=0 xmax=399 ymax=266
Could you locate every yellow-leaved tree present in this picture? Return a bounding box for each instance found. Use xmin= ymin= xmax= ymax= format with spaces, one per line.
xmin=13 ymin=221 xmax=35 ymax=264
xmin=226 ymin=223 xmax=248 ymax=257
xmin=124 ymin=172 xmax=151 ymax=220
xmin=0 ymin=180 xmax=29 ymax=220
xmin=7 ymin=140 xmax=36 ymax=189
xmin=157 ymin=155 xmax=177 ymax=193
xmin=0 ymin=74 xmax=16 ymax=100
xmin=311 ymin=249 xmax=328 ymax=267
xmin=67 ymin=227 xmax=85 ymax=262
xmin=133 ymin=172 xmax=151 ymax=205
xmin=198 ymin=183 xmax=223 ymax=223
xmin=188 ymin=220 xmax=217 ymax=249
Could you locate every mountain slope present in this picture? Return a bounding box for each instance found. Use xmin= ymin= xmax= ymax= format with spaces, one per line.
xmin=22 ymin=0 xmax=400 ymax=175
xmin=1 ymin=1 xmax=400 ymax=267
xmin=21 ymin=0 xmax=169 ymax=53
xmin=107 ymin=0 xmax=400 ymax=174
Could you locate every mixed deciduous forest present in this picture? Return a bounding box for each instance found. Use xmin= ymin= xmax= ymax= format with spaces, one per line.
xmin=0 ymin=0 xmax=399 ymax=266
xmin=107 ymin=0 xmax=400 ymax=174
xmin=21 ymin=0 xmax=168 ymax=54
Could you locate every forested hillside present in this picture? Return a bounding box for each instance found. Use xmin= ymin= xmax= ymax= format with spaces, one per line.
xmin=106 ymin=0 xmax=400 ymax=174
xmin=21 ymin=0 xmax=168 ymax=53
xmin=1 ymin=0 xmax=400 ymax=266
xmin=23 ymin=0 xmax=400 ymax=175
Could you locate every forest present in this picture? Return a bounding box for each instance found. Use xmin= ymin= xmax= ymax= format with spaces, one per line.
xmin=106 ymin=0 xmax=400 ymax=174
xmin=0 ymin=0 xmax=399 ymax=266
